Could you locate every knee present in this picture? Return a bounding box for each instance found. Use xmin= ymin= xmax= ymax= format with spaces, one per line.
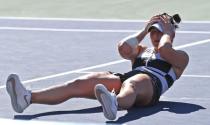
xmin=122 ymin=80 xmax=138 ymax=93
xmin=117 ymin=95 xmax=133 ymax=109
xmin=65 ymin=72 xmax=103 ymax=91
xmin=116 ymin=82 xmax=137 ymax=109
xmin=66 ymin=78 xmax=88 ymax=89
xmin=66 ymin=73 xmax=98 ymax=86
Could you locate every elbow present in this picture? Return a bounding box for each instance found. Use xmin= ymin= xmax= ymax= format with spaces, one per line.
xmin=118 ymin=42 xmax=133 ymax=60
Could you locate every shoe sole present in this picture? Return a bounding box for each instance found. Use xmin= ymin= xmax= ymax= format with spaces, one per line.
xmin=6 ymin=74 xmax=23 ymax=113
xmin=94 ymin=84 xmax=116 ymax=120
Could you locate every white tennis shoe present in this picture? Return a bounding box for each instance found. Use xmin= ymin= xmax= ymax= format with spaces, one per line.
xmin=6 ymin=74 xmax=31 ymax=113
xmin=94 ymin=84 xmax=118 ymax=120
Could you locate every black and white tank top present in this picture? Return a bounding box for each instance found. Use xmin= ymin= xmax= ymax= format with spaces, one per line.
xmin=132 ymin=48 xmax=177 ymax=94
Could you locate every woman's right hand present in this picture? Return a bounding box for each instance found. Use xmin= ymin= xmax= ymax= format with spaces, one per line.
xmin=144 ymin=15 xmax=161 ymax=33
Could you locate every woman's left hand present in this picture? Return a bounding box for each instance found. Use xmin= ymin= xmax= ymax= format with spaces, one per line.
xmin=159 ymin=15 xmax=175 ymax=38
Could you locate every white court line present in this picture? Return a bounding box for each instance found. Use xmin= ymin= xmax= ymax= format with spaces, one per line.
xmin=0 ymin=60 xmax=126 ymax=89
xmin=0 ymin=26 xmax=210 ymax=34
xmin=0 ymin=27 xmax=137 ymax=32
xmin=182 ymin=74 xmax=210 ymax=78
xmin=0 ymin=39 xmax=210 ymax=89
xmin=161 ymin=96 xmax=210 ymax=101
xmin=74 ymin=71 xmax=210 ymax=78
xmin=0 ymin=16 xmax=210 ymax=23
xmin=175 ymin=39 xmax=210 ymax=49
xmin=0 ymin=16 xmax=147 ymax=22
xmin=178 ymin=31 xmax=210 ymax=34
xmin=72 ymin=71 xmax=210 ymax=78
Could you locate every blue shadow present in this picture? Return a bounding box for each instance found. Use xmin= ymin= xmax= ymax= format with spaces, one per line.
xmin=14 ymin=101 xmax=205 ymax=123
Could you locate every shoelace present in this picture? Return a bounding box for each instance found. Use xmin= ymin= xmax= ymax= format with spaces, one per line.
xmin=111 ymin=89 xmax=116 ymax=94
xmin=111 ymin=89 xmax=118 ymax=107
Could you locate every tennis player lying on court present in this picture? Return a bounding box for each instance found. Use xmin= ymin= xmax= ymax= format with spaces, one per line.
xmin=6 ymin=13 xmax=189 ymax=120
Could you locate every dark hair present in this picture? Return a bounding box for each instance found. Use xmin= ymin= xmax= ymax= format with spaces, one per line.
xmin=162 ymin=13 xmax=181 ymax=29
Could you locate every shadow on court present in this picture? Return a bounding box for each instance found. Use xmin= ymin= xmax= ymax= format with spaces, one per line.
xmin=14 ymin=101 xmax=205 ymax=123
xmin=107 ymin=101 xmax=206 ymax=124
xmin=14 ymin=106 xmax=102 ymax=120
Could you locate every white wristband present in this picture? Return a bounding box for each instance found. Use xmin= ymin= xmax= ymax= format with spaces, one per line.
xmin=122 ymin=35 xmax=139 ymax=48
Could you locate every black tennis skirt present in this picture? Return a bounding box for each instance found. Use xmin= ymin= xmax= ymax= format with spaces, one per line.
xmin=110 ymin=70 xmax=162 ymax=106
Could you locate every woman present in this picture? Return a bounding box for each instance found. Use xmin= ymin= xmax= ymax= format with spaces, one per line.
xmin=6 ymin=13 xmax=189 ymax=120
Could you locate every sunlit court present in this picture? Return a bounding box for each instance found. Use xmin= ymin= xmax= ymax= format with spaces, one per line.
xmin=0 ymin=1 xmax=210 ymax=125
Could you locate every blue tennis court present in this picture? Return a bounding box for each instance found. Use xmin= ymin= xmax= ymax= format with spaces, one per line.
xmin=0 ymin=17 xmax=210 ymax=124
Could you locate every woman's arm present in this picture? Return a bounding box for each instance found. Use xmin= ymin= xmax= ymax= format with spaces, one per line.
xmin=118 ymin=16 xmax=160 ymax=61
xmin=118 ymin=30 xmax=147 ymax=61
xmin=158 ymin=34 xmax=189 ymax=78
xmin=158 ymin=15 xmax=189 ymax=78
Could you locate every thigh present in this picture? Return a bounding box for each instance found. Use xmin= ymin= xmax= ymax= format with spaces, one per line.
xmin=121 ymin=74 xmax=154 ymax=106
xmin=68 ymin=72 xmax=122 ymax=98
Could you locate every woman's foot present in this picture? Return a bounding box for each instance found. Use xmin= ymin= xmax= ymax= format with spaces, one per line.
xmin=94 ymin=84 xmax=118 ymax=120
xmin=6 ymin=74 xmax=31 ymax=113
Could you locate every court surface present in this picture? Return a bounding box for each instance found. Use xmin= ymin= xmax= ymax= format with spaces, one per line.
xmin=0 ymin=18 xmax=210 ymax=125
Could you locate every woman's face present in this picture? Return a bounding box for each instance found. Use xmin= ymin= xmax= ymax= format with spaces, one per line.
xmin=150 ymin=28 xmax=163 ymax=48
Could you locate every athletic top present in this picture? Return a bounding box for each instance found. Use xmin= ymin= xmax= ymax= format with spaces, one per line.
xmin=132 ymin=48 xmax=177 ymax=94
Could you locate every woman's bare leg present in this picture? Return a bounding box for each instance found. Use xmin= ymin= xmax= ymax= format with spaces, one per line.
xmin=31 ymin=72 xmax=122 ymax=105
xmin=116 ymin=74 xmax=154 ymax=109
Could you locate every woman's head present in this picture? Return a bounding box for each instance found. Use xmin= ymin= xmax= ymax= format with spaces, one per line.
xmin=149 ymin=27 xmax=164 ymax=48
xmin=148 ymin=13 xmax=181 ymax=48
